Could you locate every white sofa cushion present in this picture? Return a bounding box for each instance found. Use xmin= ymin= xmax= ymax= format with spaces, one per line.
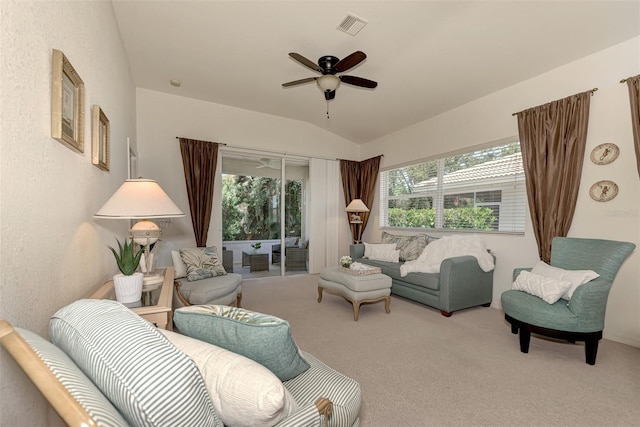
xmin=363 ymin=243 xmax=400 ymax=262
xmin=159 ymin=330 xmax=297 ymax=427
xmin=49 ymin=299 xmax=222 ymax=427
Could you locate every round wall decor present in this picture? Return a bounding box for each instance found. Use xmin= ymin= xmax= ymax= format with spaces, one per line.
xmin=590 ymin=143 xmax=619 ymax=165
xmin=589 ymin=180 xmax=618 ymax=202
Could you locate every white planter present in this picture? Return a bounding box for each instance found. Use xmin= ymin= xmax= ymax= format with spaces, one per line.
xmin=113 ymin=272 xmax=144 ymax=304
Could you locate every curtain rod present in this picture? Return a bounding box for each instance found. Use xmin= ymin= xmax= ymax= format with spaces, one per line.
xmin=511 ymin=88 xmax=598 ymax=116
xmin=175 ymin=137 xmax=227 ymax=146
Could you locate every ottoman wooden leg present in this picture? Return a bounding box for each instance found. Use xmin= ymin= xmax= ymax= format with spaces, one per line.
xmin=353 ymin=300 xmax=361 ymax=321
xmin=317 ymin=286 xmax=324 ymax=303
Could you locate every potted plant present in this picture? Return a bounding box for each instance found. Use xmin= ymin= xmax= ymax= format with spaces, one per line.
xmin=251 ymin=242 xmax=262 ymax=252
xmin=108 ymin=237 xmax=144 ymax=304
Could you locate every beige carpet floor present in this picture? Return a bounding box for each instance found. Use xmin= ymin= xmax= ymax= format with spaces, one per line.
xmin=240 ymin=274 xmax=640 ymax=427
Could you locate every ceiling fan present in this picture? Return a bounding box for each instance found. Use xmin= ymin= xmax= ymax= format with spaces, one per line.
xmin=241 ymin=158 xmax=281 ymax=170
xmin=282 ymin=51 xmax=378 ymax=100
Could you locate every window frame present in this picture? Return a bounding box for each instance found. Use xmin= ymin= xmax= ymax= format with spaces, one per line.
xmin=379 ymin=139 xmax=526 ymax=235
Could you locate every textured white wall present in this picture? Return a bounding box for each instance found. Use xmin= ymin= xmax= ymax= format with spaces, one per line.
xmin=360 ymin=37 xmax=640 ymax=346
xmin=0 ymin=1 xmax=136 ymax=425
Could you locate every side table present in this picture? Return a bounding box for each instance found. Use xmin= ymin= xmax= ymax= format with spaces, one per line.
xmin=91 ymin=267 xmax=175 ymax=330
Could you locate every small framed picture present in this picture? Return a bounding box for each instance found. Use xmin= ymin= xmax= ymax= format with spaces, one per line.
xmin=51 ymin=49 xmax=85 ymax=152
xmin=92 ymin=105 xmax=110 ymax=171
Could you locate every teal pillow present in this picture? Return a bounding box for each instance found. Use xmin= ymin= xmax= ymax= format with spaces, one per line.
xmin=174 ymin=305 xmax=310 ymax=381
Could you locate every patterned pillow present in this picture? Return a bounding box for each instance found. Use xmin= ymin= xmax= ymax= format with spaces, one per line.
xmin=180 ymin=247 xmax=227 ymax=282
xmin=174 ymin=305 xmax=310 ymax=381
xmin=381 ymin=232 xmax=428 ymax=261
xmin=512 ymin=270 xmax=572 ymax=304
xmin=49 ymin=299 xmax=222 ymax=427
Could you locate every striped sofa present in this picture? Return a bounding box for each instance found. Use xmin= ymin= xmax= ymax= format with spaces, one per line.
xmin=0 ymin=299 xmax=361 ymax=426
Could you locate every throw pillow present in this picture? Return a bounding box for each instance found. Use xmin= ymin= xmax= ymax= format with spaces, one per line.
xmin=159 ymin=330 xmax=298 ymax=427
xmin=363 ymin=243 xmax=399 ymax=262
xmin=18 ymin=327 xmax=130 ymax=426
xmin=171 ymin=250 xmax=188 ymax=279
xmin=174 ymin=305 xmax=310 ymax=381
xmin=180 ymin=247 xmax=227 ymax=282
xmin=284 ymin=237 xmax=299 ymax=247
xmin=512 ymin=270 xmax=572 ymax=304
xmin=381 ymin=232 xmax=427 ymax=261
xmin=49 ymin=299 xmax=222 ymax=427
xmin=531 ymin=261 xmax=600 ymax=300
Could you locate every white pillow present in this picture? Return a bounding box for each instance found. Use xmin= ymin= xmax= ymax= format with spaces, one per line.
xmin=512 ymin=271 xmax=572 ymax=304
xmin=363 ymin=243 xmax=399 ymax=262
xmin=530 ymin=261 xmax=600 ymax=300
xmin=171 ymin=250 xmax=188 ymax=279
xmin=159 ymin=329 xmax=298 ymax=427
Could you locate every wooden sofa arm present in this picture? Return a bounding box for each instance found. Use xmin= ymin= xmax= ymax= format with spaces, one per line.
xmin=0 ymin=320 xmax=96 ymax=427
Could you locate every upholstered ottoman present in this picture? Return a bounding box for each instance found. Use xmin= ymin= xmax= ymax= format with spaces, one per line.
xmin=318 ymin=266 xmax=392 ymax=321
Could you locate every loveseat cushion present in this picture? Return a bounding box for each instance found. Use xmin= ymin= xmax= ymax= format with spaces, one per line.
xmin=174 ymin=305 xmax=310 ymax=381
xmin=177 ymin=273 xmax=242 ymax=305
xmin=159 ymin=329 xmax=298 ymax=427
xmin=50 ymin=299 xmax=222 ymax=427
xmin=357 ymin=258 xmax=440 ymax=290
xmin=17 ymin=327 xmax=130 ymax=427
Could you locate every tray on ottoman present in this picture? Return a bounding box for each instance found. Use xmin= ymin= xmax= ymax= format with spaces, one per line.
xmin=340 ymin=265 xmax=382 ymax=276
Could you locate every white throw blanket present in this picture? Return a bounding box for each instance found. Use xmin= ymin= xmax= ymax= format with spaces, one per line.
xmin=400 ymin=235 xmax=494 ymax=276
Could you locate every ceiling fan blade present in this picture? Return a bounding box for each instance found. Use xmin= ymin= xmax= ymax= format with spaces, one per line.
xmin=282 ymin=77 xmax=317 ymax=87
xmin=289 ymin=53 xmax=322 ymax=73
xmin=340 ymin=75 xmax=378 ymax=89
xmin=333 ymin=51 xmax=366 ymax=73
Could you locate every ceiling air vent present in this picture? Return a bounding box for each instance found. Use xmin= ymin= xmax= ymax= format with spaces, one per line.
xmin=337 ymin=13 xmax=368 ymax=36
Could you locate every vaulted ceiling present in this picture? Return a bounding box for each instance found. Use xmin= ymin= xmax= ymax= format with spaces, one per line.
xmin=112 ymin=1 xmax=640 ymax=144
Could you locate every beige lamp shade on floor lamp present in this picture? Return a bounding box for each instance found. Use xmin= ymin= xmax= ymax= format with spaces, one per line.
xmin=346 ymin=199 xmax=369 ymax=243
xmin=94 ymin=179 xmax=185 ymax=280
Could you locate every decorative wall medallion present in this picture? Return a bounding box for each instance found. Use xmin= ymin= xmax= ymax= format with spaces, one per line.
xmin=589 ymin=180 xmax=618 ymax=202
xmin=590 ymin=143 xmax=619 ymax=165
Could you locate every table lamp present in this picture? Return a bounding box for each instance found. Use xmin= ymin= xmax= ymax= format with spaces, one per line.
xmin=345 ymin=199 xmax=369 ymax=243
xmin=94 ymin=179 xmax=185 ymax=282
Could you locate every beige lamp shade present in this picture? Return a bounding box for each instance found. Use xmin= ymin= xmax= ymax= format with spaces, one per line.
xmin=345 ymin=199 xmax=370 ymax=213
xmin=94 ymin=179 xmax=185 ymax=219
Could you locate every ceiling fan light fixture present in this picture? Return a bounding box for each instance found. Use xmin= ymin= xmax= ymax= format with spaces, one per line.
xmin=317 ymin=75 xmax=340 ymax=92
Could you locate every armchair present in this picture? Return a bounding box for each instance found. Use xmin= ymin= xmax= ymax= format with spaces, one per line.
xmin=501 ymin=237 xmax=635 ymax=365
xmin=272 ymin=237 xmax=300 ymax=264
xmin=285 ymin=245 xmax=308 ymax=270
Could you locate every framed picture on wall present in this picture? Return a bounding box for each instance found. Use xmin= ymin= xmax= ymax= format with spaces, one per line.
xmin=91 ymin=105 xmax=110 ymax=171
xmin=51 ymin=49 xmax=85 ymax=152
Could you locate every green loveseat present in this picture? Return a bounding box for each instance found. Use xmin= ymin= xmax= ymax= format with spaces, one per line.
xmin=350 ymin=243 xmax=494 ymax=316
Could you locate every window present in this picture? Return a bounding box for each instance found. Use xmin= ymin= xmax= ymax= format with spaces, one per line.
xmin=380 ymin=141 xmax=526 ymax=233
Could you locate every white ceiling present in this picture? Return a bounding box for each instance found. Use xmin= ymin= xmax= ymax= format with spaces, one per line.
xmin=112 ymin=1 xmax=640 ymax=144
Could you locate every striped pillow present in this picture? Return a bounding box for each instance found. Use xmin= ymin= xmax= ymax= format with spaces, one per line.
xmin=17 ymin=328 xmax=129 ymax=426
xmin=49 ymin=299 xmax=222 ymax=427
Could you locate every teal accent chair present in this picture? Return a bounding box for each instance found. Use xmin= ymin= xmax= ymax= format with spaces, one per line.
xmin=501 ymin=237 xmax=635 ymax=365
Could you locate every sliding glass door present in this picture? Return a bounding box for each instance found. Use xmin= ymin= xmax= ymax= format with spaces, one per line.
xmin=221 ymin=152 xmax=308 ymax=277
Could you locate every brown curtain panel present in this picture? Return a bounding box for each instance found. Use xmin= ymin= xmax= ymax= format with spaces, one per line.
xmin=340 ymin=155 xmax=382 ymax=243
xmin=516 ymin=90 xmax=591 ymax=262
xmin=178 ymin=138 xmax=219 ymax=247
xmin=624 ymin=75 xmax=640 ymax=179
